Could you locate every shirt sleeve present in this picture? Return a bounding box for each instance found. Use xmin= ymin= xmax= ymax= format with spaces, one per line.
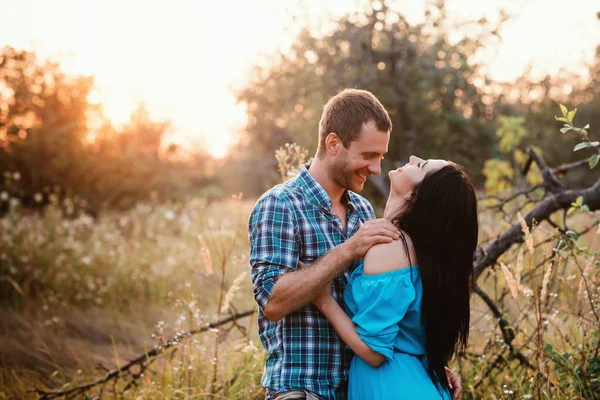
xmin=349 ymin=272 xmax=416 ymax=360
xmin=248 ymin=193 xmax=299 ymax=312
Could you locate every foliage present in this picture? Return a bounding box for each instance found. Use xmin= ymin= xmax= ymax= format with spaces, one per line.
xmin=275 ymin=143 xmax=310 ymax=182
xmin=482 ymin=115 xmax=543 ymax=195
xmin=232 ymin=1 xmax=600 ymax=199
xmin=0 ymin=46 xmax=213 ymax=212
xmin=234 ymin=0 xmax=506 ymax=197
xmin=1 ymin=2 xmax=600 ymax=399
xmin=465 ymin=206 xmax=600 ymax=399
xmin=0 ymin=194 xmax=252 ymax=309
xmin=555 ymin=104 xmax=599 ymax=169
xmin=486 ymin=45 xmax=600 ymax=189
xmin=482 ymin=158 xmax=514 ymax=194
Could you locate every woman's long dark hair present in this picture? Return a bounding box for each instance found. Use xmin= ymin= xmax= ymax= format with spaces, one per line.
xmin=391 ymin=162 xmax=478 ymax=392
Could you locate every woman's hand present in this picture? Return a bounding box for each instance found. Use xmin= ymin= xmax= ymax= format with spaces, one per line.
xmin=312 ymin=281 xmax=334 ymax=311
xmin=446 ymin=367 xmax=462 ymax=399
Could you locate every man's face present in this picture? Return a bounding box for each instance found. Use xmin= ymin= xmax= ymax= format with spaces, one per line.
xmin=329 ymin=120 xmax=389 ymax=193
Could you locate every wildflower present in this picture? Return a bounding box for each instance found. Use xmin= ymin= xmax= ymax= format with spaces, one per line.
xmin=500 ymin=262 xmax=519 ymax=299
xmin=198 ymin=234 xmax=214 ymax=276
xmin=517 ymin=212 xmax=534 ymax=254
xmin=241 ymin=341 xmax=259 ymax=353
xmin=221 ymin=272 xmax=247 ymax=313
xmin=515 ymin=249 xmax=523 ymax=292
xmin=540 ymin=263 xmax=553 ymax=300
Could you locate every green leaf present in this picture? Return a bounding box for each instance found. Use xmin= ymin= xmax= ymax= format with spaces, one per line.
xmin=590 ymin=154 xmax=599 ymax=169
xmin=567 ymin=108 xmax=577 ymax=122
xmin=555 ymin=116 xmax=568 ymax=123
xmin=566 ymin=230 xmax=579 ymax=240
xmin=574 ymin=142 xmax=590 ymax=151
xmin=583 ymin=124 xmax=590 ymax=129
xmin=567 ymin=207 xmax=576 ymax=216
xmin=560 ymin=127 xmax=572 ymax=134
xmin=590 ymin=141 xmax=600 ymax=147
xmin=576 ymin=196 xmax=583 ymax=206
xmin=559 ymin=104 xmax=568 ymax=116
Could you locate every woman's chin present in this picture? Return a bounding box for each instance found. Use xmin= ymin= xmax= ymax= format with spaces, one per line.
xmin=388 ymin=168 xmax=403 ymax=178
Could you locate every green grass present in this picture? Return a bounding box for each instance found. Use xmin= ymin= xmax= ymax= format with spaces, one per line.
xmin=0 ymin=195 xmax=598 ymax=399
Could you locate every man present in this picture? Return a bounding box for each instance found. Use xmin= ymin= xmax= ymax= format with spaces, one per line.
xmin=249 ymin=89 xmax=462 ymax=399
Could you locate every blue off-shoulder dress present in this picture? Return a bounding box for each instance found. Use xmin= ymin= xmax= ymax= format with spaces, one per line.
xmin=344 ymin=262 xmax=451 ymax=400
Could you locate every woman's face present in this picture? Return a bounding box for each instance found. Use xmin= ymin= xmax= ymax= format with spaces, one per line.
xmin=388 ymin=155 xmax=449 ymax=196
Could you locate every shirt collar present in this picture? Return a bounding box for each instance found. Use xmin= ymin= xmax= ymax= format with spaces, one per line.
xmin=297 ymin=163 xmax=357 ymax=212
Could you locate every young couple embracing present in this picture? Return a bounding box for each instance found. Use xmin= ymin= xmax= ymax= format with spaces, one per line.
xmin=249 ymin=89 xmax=478 ymax=400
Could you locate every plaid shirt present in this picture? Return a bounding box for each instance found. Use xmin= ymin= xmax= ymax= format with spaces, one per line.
xmin=249 ymin=165 xmax=375 ymax=400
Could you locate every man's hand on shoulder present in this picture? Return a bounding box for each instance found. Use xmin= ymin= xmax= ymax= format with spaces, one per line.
xmin=342 ymin=219 xmax=400 ymax=260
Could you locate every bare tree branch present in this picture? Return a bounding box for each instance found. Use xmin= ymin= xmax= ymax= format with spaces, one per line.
xmin=525 ymin=147 xmax=566 ymax=193
xmin=473 ymin=286 xmax=535 ymax=370
xmin=474 ymin=177 xmax=600 ymax=279
xmin=551 ymin=156 xmax=595 ymax=176
xmin=30 ymin=309 xmax=256 ymax=400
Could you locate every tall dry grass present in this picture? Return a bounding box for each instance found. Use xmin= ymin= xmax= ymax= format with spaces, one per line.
xmin=462 ymin=196 xmax=600 ymax=399
xmin=0 ymin=191 xmax=264 ymax=399
xmin=1 ymin=143 xmax=598 ymax=399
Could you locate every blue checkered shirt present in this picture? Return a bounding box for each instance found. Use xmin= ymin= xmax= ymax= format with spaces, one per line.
xmin=248 ymin=165 xmax=375 ymax=400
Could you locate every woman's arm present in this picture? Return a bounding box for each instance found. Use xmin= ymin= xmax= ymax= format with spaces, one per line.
xmin=313 ymin=290 xmax=385 ymax=368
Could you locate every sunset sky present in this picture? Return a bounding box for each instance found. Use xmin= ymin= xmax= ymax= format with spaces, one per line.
xmin=1 ymin=0 xmax=599 ymax=157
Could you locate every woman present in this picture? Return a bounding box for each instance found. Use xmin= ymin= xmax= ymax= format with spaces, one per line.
xmin=313 ymin=156 xmax=478 ymax=399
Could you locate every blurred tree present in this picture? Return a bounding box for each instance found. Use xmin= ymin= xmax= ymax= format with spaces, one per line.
xmin=487 ymin=44 xmax=599 ymax=189
xmin=0 ymin=46 xmax=95 ymax=206
xmin=234 ymin=0 xmax=507 ymax=198
xmin=0 ymin=46 xmax=213 ymax=212
xmin=233 ymin=1 xmax=599 ymax=200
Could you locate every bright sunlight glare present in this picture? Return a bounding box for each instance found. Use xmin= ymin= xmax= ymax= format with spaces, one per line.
xmin=1 ymin=0 xmax=598 ymax=158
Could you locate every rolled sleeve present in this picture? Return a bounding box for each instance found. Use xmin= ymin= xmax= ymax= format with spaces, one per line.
xmin=249 ymin=194 xmax=299 ymax=311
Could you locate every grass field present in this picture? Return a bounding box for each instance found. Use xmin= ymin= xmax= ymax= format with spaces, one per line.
xmin=0 ymin=193 xmax=598 ymax=399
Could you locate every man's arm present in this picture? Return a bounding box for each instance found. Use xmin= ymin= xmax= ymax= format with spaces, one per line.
xmin=263 ymin=218 xmax=400 ymax=322
xmin=263 ymin=243 xmax=351 ymax=322
xmin=312 ymin=286 xmax=385 ymax=367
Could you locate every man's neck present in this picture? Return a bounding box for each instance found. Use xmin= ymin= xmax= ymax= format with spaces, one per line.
xmin=308 ymin=157 xmax=346 ymax=206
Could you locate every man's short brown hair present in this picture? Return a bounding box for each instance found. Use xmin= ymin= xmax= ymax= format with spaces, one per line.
xmin=317 ymin=89 xmax=392 ymax=158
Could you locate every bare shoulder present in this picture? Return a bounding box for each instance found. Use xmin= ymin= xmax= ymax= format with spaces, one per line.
xmin=363 ymin=232 xmax=417 ymax=276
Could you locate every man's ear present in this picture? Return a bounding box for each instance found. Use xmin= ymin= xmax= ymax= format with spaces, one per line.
xmin=325 ymin=133 xmax=341 ymax=155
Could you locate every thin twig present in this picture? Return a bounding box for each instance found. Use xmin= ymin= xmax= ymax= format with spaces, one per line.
xmin=473 ymin=285 xmax=535 ymax=370
xmin=30 ymin=309 xmax=256 ymax=399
